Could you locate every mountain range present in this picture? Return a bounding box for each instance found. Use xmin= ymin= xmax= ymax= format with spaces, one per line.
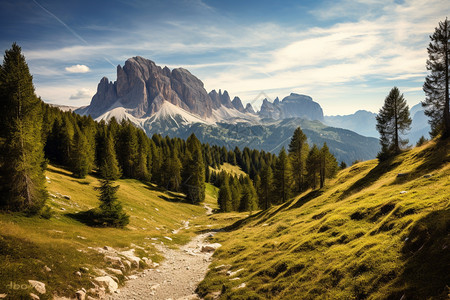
xmin=76 ymin=56 xmax=389 ymax=164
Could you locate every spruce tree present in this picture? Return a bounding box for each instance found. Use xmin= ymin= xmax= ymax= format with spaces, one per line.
xmin=218 ymin=173 xmax=232 ymax=212
xmin=70 ymin=126 xmax=94 ymax=178
xmin=319 ymin=143 xmax=338 ymax=189
xmin=95 ymin=157 xmax=129 ymax=228
xmin=376 ymin=87 xmax=411 ymax=158
xmin=162 ymin=147 xmax=182 ymax=191
xmin=182 ymin=134 xmax=205 ymax=204
xmin=0 ymin=43 xmax=47 ymax=213
xmin=258 ymin=164 xmax=273 ymax=210
xmin=306 ymin=145 xmax=320 ymax=190
xmin=422 ymin=18 xmax=450 ymax=138
xmin=100 ymin=132 xmax=121 ymax=180
xmin=240 ymin=176 xmax=258 ymax=212
xmin=273 ymin=147 xmax=292 ymax=204
xmin=288 ymin=127 xmax=309 ymax=193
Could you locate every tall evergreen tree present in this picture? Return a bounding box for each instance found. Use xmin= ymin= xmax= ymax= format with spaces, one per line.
xmin=0 ymin=43 xmax=47 ymax=213
xmin=376 ymin=87 xmax=412 ymax=157
xmin=100 ymin=132 xmax=121 ymax=180
xmin=319 ymin=143 xmax=338 ymax=189
xmin=422 ymin=18 xmax=450 ymax=138
xmin=273 ymin=147 xmax=292 ymax=204
xmin=258 ymin=164 xmax=273 ymax=210
xmin=182 ymin=134 xmax=205 ymax=204
xmin=116 ymin=121 xmax=138 ymax=177
xmin=288 ymin=127 xmax=309 ymax=193
xmin=306 ymin=144 xmax=320 ymax=190
xmin=162 ymin=147 xmax=182 ymax=191
xmin=240 ymin=176 xmax=258 ymax=212
xmin=218 ymin=172 xmax=232 ymax=212
xmin=70 ymin=126 xmax=94 ymax=178
xmin=94 ymin=156 xmax=129 ymax=228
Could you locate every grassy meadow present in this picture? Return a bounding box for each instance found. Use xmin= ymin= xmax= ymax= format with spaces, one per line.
xmin=197 ymin=138 xmax=450 ymax=299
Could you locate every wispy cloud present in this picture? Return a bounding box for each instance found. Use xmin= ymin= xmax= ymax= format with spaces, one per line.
xmin=65 ymin=64 xmax=90 ymax=73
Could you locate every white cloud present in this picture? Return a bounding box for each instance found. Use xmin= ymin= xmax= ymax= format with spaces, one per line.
xmin=69 ymin=88 xmax=93 ymax=100
xmin=65 ymin=64 xmax=90 ymax=73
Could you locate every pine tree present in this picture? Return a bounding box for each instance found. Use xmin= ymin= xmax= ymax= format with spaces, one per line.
xmin=0 ymin=43 xmax=47 ymax=213
xmin=70 ymin=126 xmax=94 ymax=178
xmin=218 ymin=173 xmax=232 ymax=212
xmin=116 ymin=121 xmax=138 ymax=177
xmin=100 ymin=132 xmax=121 ymax=180
xmin=288 ymin=127 xmax=309 ymax=193
xmin=376 ymin=87 xmax=412 ymax=158
xmin=319 ymin=143 xmax=338 ymax=189
xmin=240 ymin=176 xmax=258 ymax=212
xmin=230 ymin=175 xmax=241 ymax=211
xmin=273 ymin=147 xmax=292 ymax=204
xmin=306 ymin=145 xmax=320 ymax=190
xmin=422 ymin=18 xmax=450 ymax=138
xmin=182 ymin=134 xmax=205 ymax=204
xmin=162 ymin=147 xmax=182 ymax=191
xmin=94 ymin=157 xmax=129 ymax=228
xmin=258 ymin=164 xmax=273 ymax=210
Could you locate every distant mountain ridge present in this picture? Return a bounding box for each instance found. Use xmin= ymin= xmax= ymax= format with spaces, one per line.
xmin=76 ymin=56 xmax=381 ymax=164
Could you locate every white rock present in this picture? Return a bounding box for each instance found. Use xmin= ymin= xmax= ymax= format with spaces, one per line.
xmin=106 ymin=267 xmax=123 ymax=276
xmin=29 ymin=293 xmax=40 ymax=300
xmin=400 ymin=191 xmax=408 ymax=194
xmin=128 ymin=275 xmax=138 ymax=280
xmin=28 ymin=280 xmax=46 ymax=294
xmin=77 ymin=236 xmax=87 ymax=240
xmin=75 ymin=290 xmax=86 ymax=300
xmin=119 ymin=249 xmax=141 ymax=269
xmin=94 ymin=276 xmax=118 ymax=293
xmin=43 ymin=265 xmax=51 ymax=272
xmin=164 ymin=236 xmax=172 ymax=241
xmin=0 ymin=294 xmax=6 ymax=299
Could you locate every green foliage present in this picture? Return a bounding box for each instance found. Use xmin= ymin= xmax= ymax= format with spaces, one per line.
xmin=0 ymin=43 xmax=47 ymax=213
xmin=239 ymin=176 xmax=258 ymax=212
xmin=274 ymin=147 xmax=292 ymax=204
xmin=306 ymin=144 xmax=320 ymax=189
xmin=288 ymin=127 xmax=309 ymax=193
xmin=376 ymin=87 xmax=412 ymax=158
xmin=70 ymin=126 xmax=95 ymax=178
xmin=416 ymin=135 xmax=428 ymax=147
xmin=257 ymin=165 xmax=273 ymax=210
xmin=319 ymin=143 xmax=338 ymax=188
xmin=422 ymin=18 xmax=450 ymax=138
xmin=182 ymin=134 xmax=206 ymax=203
xmin=218 ymin=173 xmax=232 ymax=212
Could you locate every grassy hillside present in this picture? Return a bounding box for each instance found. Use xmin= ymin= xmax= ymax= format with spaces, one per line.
xmin=210 ymin=163 xmax=247 ymax=178
xmin=197 ymin=138 xmax=450 ymax=299
xmin=0 ymin=165 xmax=212 ymax=299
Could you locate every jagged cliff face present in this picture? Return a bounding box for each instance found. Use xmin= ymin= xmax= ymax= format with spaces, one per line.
xmin=259 ymin=93 xmax=324 ymax=121
xmin=86 ymin=56 xmax=213 ymax=118
xmin=82 ymin=57 xmax=324 ymax=124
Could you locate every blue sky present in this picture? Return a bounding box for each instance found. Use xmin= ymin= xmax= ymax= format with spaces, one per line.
xmin=0 ymin=0 xmax=448 ymax=115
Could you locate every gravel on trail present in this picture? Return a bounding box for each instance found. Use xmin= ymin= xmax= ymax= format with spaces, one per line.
xmin=111 ymin=205 xmax=217 ymax=300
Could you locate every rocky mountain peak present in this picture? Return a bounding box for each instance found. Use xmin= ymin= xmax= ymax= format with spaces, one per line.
xmin=232 ymin=96 xmax=245 ymax=112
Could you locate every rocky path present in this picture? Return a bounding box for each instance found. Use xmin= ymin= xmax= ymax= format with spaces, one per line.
xmin=111 ymin=206 xmax=218 ymax=300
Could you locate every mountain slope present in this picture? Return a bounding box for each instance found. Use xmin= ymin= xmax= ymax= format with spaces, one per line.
xmin=197 ymin=138 xmax=450 ymax=299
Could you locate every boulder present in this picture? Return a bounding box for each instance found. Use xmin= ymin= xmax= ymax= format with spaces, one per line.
xmin=119 ymin=249 xmax=141 ymax=269
xmin=201 ymin=243 xmax=222 ymax=252
xmin=106 ymin=267 xmax=123 ymax=276
xmin=94 ymin=276 xmax=118 ymax=293
xmin=43 ymin=265 xmax=51 ymax=272
xmin=28 ymin=280 xmax=46 ymax=294
xmin=75 ymin=290 xmax=86 ymax=300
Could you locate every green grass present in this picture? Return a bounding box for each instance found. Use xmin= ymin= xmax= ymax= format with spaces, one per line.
xmin=0 ymin=166 xmax=221 ymax=299
xmin=197 ymin=138 xmax=450 ymax=299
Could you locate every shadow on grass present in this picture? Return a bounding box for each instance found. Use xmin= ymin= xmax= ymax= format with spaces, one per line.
xmin=66 ymin=210 xmax=99 ymax=227
xmin=339 ymin=157 xmax=400 ymax=200
xmin=387 ymin=209 xmax=450 ymax=299
xmin=143 ymin=182 xmax=193 ymax=204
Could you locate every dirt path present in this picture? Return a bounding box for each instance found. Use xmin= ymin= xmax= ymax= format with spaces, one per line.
xmin=111 ymin=206 xmax=217 ymax=300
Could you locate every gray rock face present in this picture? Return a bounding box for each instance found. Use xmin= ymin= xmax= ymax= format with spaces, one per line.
xmin=232 ymin=96 xmax=245 ymax=112
xmin=79 ymin=56 xmax=214 ymax=118
xmin=245 ymin=103 xmax=255 ymax=114
xmin=258 ymin=93 xmax=324 ymax=121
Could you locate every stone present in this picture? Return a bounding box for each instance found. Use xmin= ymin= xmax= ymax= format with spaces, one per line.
xmin=29 ymin=293 xmax=40 ymax=300
xmin=74 ymin=271 xmax=82 ymax=277
xmin=28 ymin=280 xmax=46 ymax=294
xmin=400 ymin=191 xmax=408 ymax=194
xmin=43 ymin=265 xmax=51 ymax=272
xmin=0 ymin=294 xmax=6 ymax=299
xmin=164 ymin=236 xmax=172 ymax=241
xmin=87 ymin=287 xmax=106 ymax=299
xmin=75 ymin=290 xmax=86 ymax=300
xmin=128 ymin=275 xmax=138 ymax=280
xmin=107 ymin=267 xmax=123 ymax=276
xmin=103 ymin=246 xmax=115 ymax=251
xmin=201 ymin=243 xmax=222 ymax=253
xmin=423 ymin=174 xmax=432 ymax=178
xmin=119 ymin=249 xmax=141 ymax=269
xmin=62 ymin=195 xmax=71 ymax=200
xmin=94 ymin=276 xmax=118 ymax=293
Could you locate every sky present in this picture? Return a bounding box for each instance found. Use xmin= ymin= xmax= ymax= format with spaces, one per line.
xmin=0 ymin=0 xmax=448 ymax=115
